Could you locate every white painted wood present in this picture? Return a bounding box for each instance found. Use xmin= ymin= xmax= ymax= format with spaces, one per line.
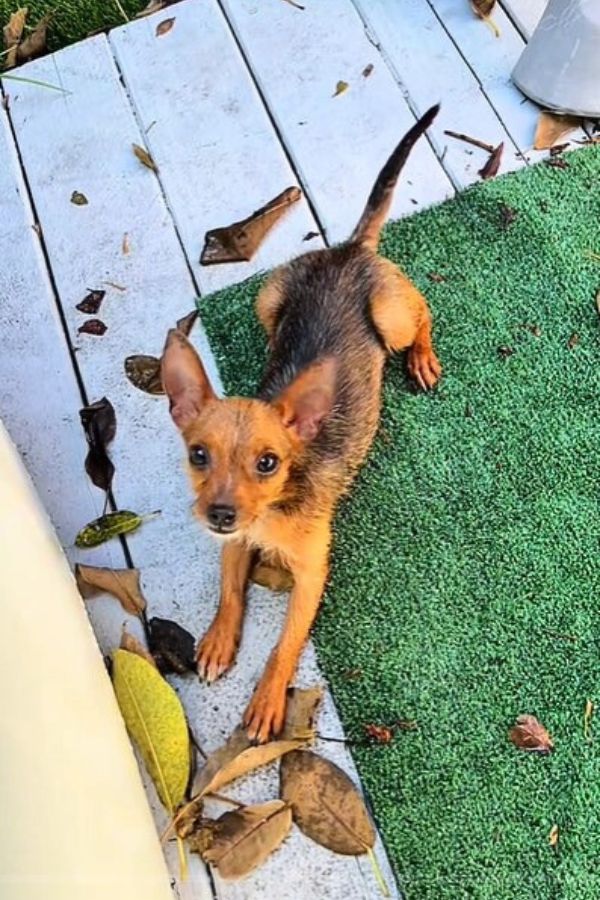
xmin=110 ymin=0 xmax=323 ymax=295
xmin=426 ymin=0 xmax=543 ymax=159
xmin=220 ymin=0 xmax=453 ymax=243
xmin=501 ymin=0 xmax=547 ymax=39
xmin=352 ymin=0 xmax=525 ymax=187
xmin=8 ymin=31 xmax=397 ymax=899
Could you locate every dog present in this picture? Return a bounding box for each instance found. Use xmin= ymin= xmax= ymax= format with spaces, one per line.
xmin=161 ymin=104 xmax=442 ymax=742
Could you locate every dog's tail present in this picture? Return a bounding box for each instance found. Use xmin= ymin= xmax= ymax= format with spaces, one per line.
xmin=350 ymin=103 xmax=440 ymax=251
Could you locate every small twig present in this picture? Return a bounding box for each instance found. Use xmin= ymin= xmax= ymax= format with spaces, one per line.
xmin=281 ymin=0 xmax=305 ymax=9
xmin=205 ymin=791 xmax=244 ymax=808
xmin=444 ymin=129 xmax=495 ymax=153
xmin=113 ymin=0 xmax=130 ymax=23
xmin=317 ymin=732 xmax=364 ymax=746
xmin=1 ymin=74 xmax=71 ymax=94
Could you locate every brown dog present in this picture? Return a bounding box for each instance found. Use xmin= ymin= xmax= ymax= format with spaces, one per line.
xmin=162 ymin=104 xmax=441 ymax=742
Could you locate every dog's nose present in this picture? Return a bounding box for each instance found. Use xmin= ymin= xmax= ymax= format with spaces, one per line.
xmin=207 ymin=504 xmax=237 ymax=530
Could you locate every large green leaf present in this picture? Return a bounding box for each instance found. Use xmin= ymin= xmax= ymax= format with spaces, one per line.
xmin=112 ymin=648 xmax=190 ymax=812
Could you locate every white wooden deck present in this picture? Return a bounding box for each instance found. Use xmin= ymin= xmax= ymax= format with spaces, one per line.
xmin=0 ymin=1 xmax=548 ymax=897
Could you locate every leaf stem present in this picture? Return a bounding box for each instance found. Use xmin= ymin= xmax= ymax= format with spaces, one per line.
xmin=368 ymin=847 xmax=390 ymax=898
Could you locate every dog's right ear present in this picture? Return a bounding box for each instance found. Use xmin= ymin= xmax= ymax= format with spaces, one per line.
xmin=161 ymin=329 xmax=216 ymax=430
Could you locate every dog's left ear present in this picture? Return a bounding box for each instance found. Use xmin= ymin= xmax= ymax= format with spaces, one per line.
xmin=273 ymin=357 xmax=336 ymax=442
xmin=161 ymin=329 xmax=217 ymax=430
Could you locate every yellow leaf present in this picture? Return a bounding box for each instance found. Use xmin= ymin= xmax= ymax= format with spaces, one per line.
xmin=112 ymin=649 xmax=190 ymax=812
xmin=333 ymin=80 xmax=349 ymax=97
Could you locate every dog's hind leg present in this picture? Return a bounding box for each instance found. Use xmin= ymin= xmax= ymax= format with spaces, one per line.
xmin=370 ymin=261 xmax=442 ymax=390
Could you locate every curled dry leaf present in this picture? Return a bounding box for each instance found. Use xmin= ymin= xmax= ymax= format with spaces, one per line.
xmin=132 ymin=142 xmax=158 ymax=173
xmin=156 ymin=16 xmax=175 ymax=36
xmin=470 ymin=0 xmax=500 ymax=37
xmin=199 ymin=801 xmax=292 ymax=879
xmin=281 ymin=686 xmax=323 ymax=742
xmin=200 ymin=186 xmax=301 ymax=265
xmin=3 ymin=7 xmax=27 ymax=69
xmin=112 ymin=649 xmax=191 ymax=811
xmin=78 ymin=318 xmax=107 ymax=336
xmin=122 ymin=232 xmax=131 ymax=255
xmin=567 ymin=332 xmax=579 ymax=349
xmin=75 ymin=508 xmax=160 ymax=548
xmin=79 ymin=397 xmax=116 ymax=492
xmin=176 ymin=309 xmax=199 ymax=336
xmin=76 ymin=289 xmax=105 ymax=314
xmin=71 ymin=191 xmax=88 ymax=206
xmin=362 ymin=63 xmax=374 ymax=78
xmin=534 ymin=111 xmax=580 ymax=150
xmin=479 ymin=142 xmax=504 ymax=180
xmin=333 ymin=80 xmax=349 ymax=97
xmin=125 ymin=354 xmax=164 ymax=394
xmin=280 ymin=750 xmax=375 ymax=855
xmin=365 ymin=723 xmax=394 ymax=744
xmin=549 ymin=824 xmax=559 ymax=848
xmin=75 ymin=564 xmax=147 ymax=616
xmin=509 ymin=714 xmax=553 ymax=754
xmin=17 ymin=11 xmax=52 ymax=64
xmin=148 ymin=616 xmax=196 ymax=675
xmin=174 ymin=795 xmax=205 ymax=840
xmin=193 ymin=726 xmax=302 ymax=797
xmin=121 ymin=627 xmax=157 ymax=668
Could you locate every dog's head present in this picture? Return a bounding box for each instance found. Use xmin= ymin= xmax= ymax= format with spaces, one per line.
xmin=161 ymin=329 xmax=336 ymax=537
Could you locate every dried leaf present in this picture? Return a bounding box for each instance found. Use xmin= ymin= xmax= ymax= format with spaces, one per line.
xmin=76 ymin=289 xmax=105 ymax=314
xmin=333 ymin=80 xmax=349 ymax=97
xmin=75 ymin=509 xmax=159 ymax=548
xmin=176 ymin=309 xmax=199 ymax=336
xmin=427 ymin=272 xmax=445 ymax=283
xmin=470 ymin=0 xmax=500 ymax=37
xmin=200 ymin=801 xmax=292 ymax=879
xmin=479 ymin=142 xmax=504 ymax=180
xmin=193 ymin=726 xmax=302 ymax=797
xmin=124 ymin=355 xmax=165 ymax=395
xmin=70 ymin=190 xmax=88 ymax=206
xmin=78 ymin=318 xmax=107 ymax=336
xmin=250 ymin=560 xmax=294 ymax=592
xmin=122 ymin=232 xmax=131 ymax=255
xmin=121 ymin=627 xmax=157 ymax=667
xmin=567 ymin=332 xmax=579 ymax=349
xmin=280 ymin=750 xmax=375 ymax=854
xmin=200 ymin=186 xmax=301 ymax=265
xmin=132 ymin=142 xmax=158 ymax=173
xmin=76 ymin=564 xmax=147 ymax=615
xmin=584 ymin=699 xmax=594 ymax=742
xmin=148 ymin=617 xmax=196 ymax=675
xmin=303 ymin=231 xmax=319 ymax=242
xmin=281 ymin=686 xmax=323 ymax=742
xmin=362 ymin=63 xmax=374 ymax=78
xmin=79 ymin=397 xmax=116 ymax=491
xmin=549 ymin=824 xmax=559 ymax=848
xmin=3 ymin=7 xmax=27 ymax=69
xmin=365 ymin=723 xmax=394 ymax=744
xmin=174 ymin=796 xmax=205 ymax=840
xmin=497 ymin=345 xmax=514 ymax=359
xmin=112 ymin=649 xmax=191 ymax=811
xmin=534 ymin=111 xmax=580 ymax=150
xmin=509 ymin=714 xmax=553 ymax=754
xmin=135 ymin=0 xmax=167 ymax=16
xmin=545 ymin=157 xmax=569 ymax=170
xmin=17 ymin=11 xmax=51 ymax=63
xmin=156 ymin=16 xmax=175 ymax=36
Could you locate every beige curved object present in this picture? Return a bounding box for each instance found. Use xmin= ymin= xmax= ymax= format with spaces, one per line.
xmin=512 ymin=0 xmax=600 ymax=117
xmin=0 ymin=422 xmax=173 ymax=900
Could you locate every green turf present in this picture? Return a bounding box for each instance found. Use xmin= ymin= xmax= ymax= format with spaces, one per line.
xmin=0 ymin=0 xmax=147 ymax=54
xmin=199 ymin=149 xmax=600 ymax=899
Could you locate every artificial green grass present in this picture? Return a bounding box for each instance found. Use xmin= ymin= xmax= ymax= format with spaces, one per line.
xmin=0 ymin=0 xmax=147 ymax=54
xmin=199 ymin=148 xmax=600 ymax=899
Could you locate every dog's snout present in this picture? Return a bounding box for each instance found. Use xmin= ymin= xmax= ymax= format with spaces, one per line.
xmin=207 ymin=503 xmax=237 ymax=531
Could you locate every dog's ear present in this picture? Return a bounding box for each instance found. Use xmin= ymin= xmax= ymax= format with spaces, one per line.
xmin=161 ymin=329 xmax=216 ymax=429
xmin=272 ymin=357 xmax=336 ymax=442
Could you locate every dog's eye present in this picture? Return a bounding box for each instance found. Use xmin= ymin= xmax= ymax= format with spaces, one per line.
xmin=189 ymin=446 xmax=209 ymax=469
xmin=256 ymin=452 xmax=279 ymax=475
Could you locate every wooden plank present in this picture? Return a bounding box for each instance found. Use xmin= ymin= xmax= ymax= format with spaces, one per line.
xmin=220 ymin=0 xmax=453 ymax=244
xmin=352 ymin=0 xmax=525 ymax=187
xmin=501 ymin=0 xmax=546 ymax=39
xmin=110 ymin=0 xmax=323 ymax=295
xmin=8 ymin=31 xmax=396 ymax=899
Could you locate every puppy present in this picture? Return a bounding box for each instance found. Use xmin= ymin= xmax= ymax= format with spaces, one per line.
xmin=162 ymin=104 xmax=441 ymax=742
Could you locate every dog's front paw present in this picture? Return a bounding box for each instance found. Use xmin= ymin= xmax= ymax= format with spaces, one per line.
xmin=407 ymin=344 xmax=442 ymax=390
xmin=196 ymin=618 xmax=239 ymax=683
xmin=243 ymin=671 xmax=288 ymax=743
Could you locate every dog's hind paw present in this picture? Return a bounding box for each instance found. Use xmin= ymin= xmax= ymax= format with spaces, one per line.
xmin=407 ymin=344 xmax=442 ymax=391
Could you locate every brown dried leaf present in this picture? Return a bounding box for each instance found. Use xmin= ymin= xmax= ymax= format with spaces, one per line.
xmin=362 ymin=63 xmax=374 ymax=78
xmin=549 ymin=824 xmax=559 ymax=848
xmin=427 ymin=272 xmax=445 ymax=283
xmin=174 ymin=796 xmax=205 ymax=840
xmin=78 ymin=318 xmax=107 ymax=336
xmin=200 ymin=186 xmax=301 ymax=265
xmin=124 ymin=355 xmax=164 ymax=395
xmin=193 ymin=726 xmax=302 ymax=797
xmin=470 ymin=0 xmax=500 ymax=36
xmin=508 ymin=714 xmax=553 ymax=754
xmin=71 ymin=191 xmax=88 ymax=206
xmin=479 ymin=142 xmax=504 ymax=180
xmin=200 ymin=801 xmax=292 ymax=879
xmin=365 ymin=723 xmax=394 ymax=744
xmin=75 ymin=564 xmax=147 ymax=616
xmin=280 ymin=750 xmax=375 ymax=854
xmin=545 ymin=157 xmax=569 ymax=170
xmin=121 ymin=627 xmax=157 ymax=668
xmin=76 ymin=289 xmax=105 ymax=314
xmin=3 ymin=7 xmax=28 ymax=69
xmin=79 ymin=397 xmax=116 ymax=491
xmin=567 ymin=332 xmax=579 ymax=350
xmin=132 ymin=143 xmax=158 ymax=173
xmin=156 ymin=16 xmax=175 ymax=36
xmin=281 ymin=686 xmax=323 ymax=742
xmin=534 ymin=111 xmax=580 ymax=150
xmin=176 ymin=309 xmax=199 ymax=336
xmin=17 ymin=11 xmax=51 ymax=63
xmin=122 ymin=232 xmax=131 ymax=255
xmin=333 ymin=80 xmax=349 ymax=97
